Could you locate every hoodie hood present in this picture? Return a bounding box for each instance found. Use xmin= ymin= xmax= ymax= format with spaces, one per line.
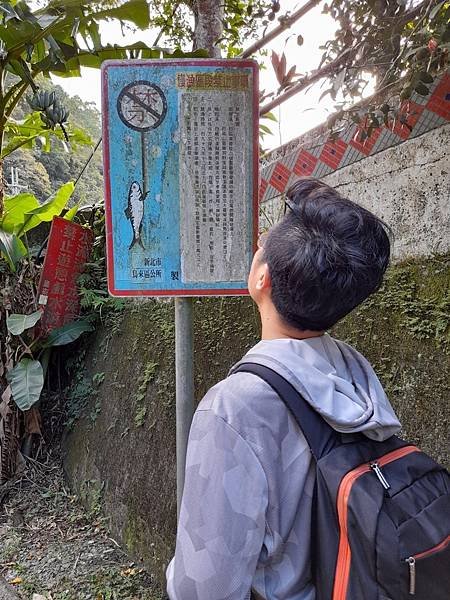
xmin=231 ymin=334 xmax=401 ymax=442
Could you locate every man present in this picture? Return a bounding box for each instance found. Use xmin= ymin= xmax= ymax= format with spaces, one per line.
xmin=166 ymin=177 xmax=401 ymax=599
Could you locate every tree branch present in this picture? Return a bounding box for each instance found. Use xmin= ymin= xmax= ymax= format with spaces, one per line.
xmin=259 ymin=0 xmax=442 ymax=116
xmin=376 ymin=0 xmax=437 ymax=90
xmin=240 ymin=0 xmax=321 ymax=59
xmin=384 ymin=0 xmax=439 ymax=23
xmin=152 ymin=2 xmax=182 ymax=47
xmin=260 ymin=47 xmax=355 ymax=115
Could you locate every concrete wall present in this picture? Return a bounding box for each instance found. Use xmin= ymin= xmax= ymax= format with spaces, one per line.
xmin=325 ymin=124 xmax=450 ymax=258
xmin=260 ymin=123 xmax=450 ymax=260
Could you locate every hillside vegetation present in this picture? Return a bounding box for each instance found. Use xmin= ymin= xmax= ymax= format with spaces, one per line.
xmin=4 ymin=79 xmax=102 ymax=206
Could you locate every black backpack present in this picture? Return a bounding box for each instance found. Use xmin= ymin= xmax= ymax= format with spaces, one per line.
xmin=235 ymin=363 xmax=450 ymax=600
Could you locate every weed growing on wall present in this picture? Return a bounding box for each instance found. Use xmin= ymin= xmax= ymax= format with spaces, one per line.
xmin=134 ymin=362 xmax=159 ymax=428
xmin=342 ymin=255 xmax=450 ymax=355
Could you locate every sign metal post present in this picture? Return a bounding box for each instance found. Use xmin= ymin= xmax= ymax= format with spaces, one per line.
xmin=174 ymin=297 xmax=194 ymax=515
xmin=102 ymin=59 xmax=259 ymax=516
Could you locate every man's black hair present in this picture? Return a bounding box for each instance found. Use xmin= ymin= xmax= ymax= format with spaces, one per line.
xmin=263 ymin=177 xmax=391 ymax=331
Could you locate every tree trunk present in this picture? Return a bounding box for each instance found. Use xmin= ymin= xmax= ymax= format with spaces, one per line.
xmin=193 ymin=0 xmax=224 ymax=57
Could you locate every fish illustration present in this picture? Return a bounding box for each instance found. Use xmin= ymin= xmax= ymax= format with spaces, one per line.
xmin=124 ymin=181 xmax=145 ymax=249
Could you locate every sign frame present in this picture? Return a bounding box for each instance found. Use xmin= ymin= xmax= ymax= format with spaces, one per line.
xmin=102 ymin=58 xmax=259 ymax=298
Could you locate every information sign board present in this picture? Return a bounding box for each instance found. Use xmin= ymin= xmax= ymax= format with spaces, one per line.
xmin=37 ymin=217 xmax=93 ymax=333
xmin=102 ymin=59 xmax=258 ymax=296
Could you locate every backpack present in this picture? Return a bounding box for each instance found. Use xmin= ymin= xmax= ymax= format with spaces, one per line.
xmin=234 ymin=363 xmax=450 ymax=600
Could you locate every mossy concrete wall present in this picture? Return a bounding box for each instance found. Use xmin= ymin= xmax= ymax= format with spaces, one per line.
xmin=63 ymin=255 xmax=449 ymax=592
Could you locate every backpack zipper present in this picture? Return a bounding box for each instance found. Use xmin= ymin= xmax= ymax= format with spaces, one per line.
xmin=405 ymin=557 xmax=416 ymax=595
xmin=332 ymin=445 xmax=419 ymax=600
xmin=404 ymin=535 xmax=450 ymax=596
xmin=370 ymin=461 xmax=391 ymax=490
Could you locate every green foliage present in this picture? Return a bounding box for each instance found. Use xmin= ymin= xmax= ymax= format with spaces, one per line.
xmin=80 ymin=286 xmax=126 ymax=314
xmin=6 ymin=309 xmax=42 ymax=335
xmin=1 ymin=192 xmax=40 ymax=233
xmin=1 ymin=314 xmax=93 ymax=413
xmin=66 ymin=375 xmax=95 ymax=428
xmin=322 ymin=1 xmax=449 ymax=93
xmin=80 ymin=478 xmax=105 ymax=519
xmin=134 ymin=361 xmax=158 ymax=427
xmin=24 ymin=82 xmax=102 ymax=139
xmin=220 ymin=0 xmax=273 ymax=57
xmin=78 ymin=226 xmax=126 ymax=318
xmin=63 ymin=202 xmax=80 ymax=221
xmin=0 ymin=0 xmax=152 ymax=80
xmin=77 ymin=205 xmax=127 ymax=321
xmin=18 ymin=180 xmax=74 ymax=234
xmin=333 ymin=255 xmax=450 ymax=361
xmin=260 ymin=1 xmax=449 ymax=135
xmin=0 ymin=0 xmax=206 ymax=200
xmin=64 ymin=361 xmax=105 ymax=428
xmin=2 ymin=109 xmax=92 ymax=158
xmin=37 ymin=144 xmax=103 ymax=206
xmin=331 ymin=254 xmax=450 ymax=466
xmin=0 ymin=181 xmax=75 ymax=271
xmin=308 ymin=0 xmax=450 ymax=132
xmin=358 ymin=259 xmax=450 ymax=353
xmin=92 ymin=371 xmax=105 ymax=386
xmin=0 ymin=179 xmax=93 ymax=419
xmin=42 ymin=319 xmax=94 ymax=348
xmin=6 ymin=357 xmax=44 ymax=411
xmin=93 ymin=0 xmax=150 ymax=28
xmin=0 ymin=227 xmax=26 ymax=270
xmin=146 ymin=1 xmax=271 ymax=55
xmin=6 ymin=79 xmax=103 ymax=206
xmin=65 ymin=344 xmax=108 ymax=428
xmin=0 ymin=0 xmax=159 ymax=481
xmin=134 ymin=404 xmax=148 ymax=428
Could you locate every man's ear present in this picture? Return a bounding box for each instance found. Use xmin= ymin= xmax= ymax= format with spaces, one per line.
xmin=256 ymin=263 xmax=271 ymax=291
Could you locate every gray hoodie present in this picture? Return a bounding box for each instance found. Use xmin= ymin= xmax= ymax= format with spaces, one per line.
xmin=166 ymin=335 xmax=401 ymax=600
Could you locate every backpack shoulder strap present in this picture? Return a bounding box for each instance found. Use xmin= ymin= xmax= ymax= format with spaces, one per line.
xmin=234 ymin=362 xmax=340 ymax=460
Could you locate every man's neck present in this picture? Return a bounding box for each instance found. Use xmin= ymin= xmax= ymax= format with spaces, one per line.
xmin=259 ymin=303 xmax=324 ymax=341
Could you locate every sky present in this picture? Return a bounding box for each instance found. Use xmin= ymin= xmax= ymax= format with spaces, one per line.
xmin=53 ymin=1 xmax=338 ymax=150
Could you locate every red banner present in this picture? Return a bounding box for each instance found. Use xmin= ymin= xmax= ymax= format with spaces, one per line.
xmin=38 ymin=217 xmax=94 ymax=333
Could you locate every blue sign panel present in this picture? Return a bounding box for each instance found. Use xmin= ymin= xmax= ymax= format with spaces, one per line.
xmin=102 ymin=59 xmax=259 ymax=297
